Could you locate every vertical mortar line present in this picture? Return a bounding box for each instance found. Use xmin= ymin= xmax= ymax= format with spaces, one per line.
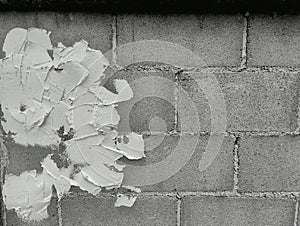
xmin=296 ymin=74 xmax=300 ymax=132
xmin=0 ymin=169 xmax=7 ymax=226
xmin=240 ymin=12 xmax=249 ymax=69
xmin=111 ymin=14 xmax=117 ymax=67
xmin=233 ymin=135 xmax=240 ymax=193
xmin=297 ymin=96 xmax=300 ymax=132
xmin=174 ymin=70 xmax=183 ymax=132
xmin=174 ymin=72 xmax=179 ymax=132
xmin=57 ymin=199 xmax=63 ymax=226
xmin=293 ymin=200 xmax=299 ymax=226
xmin=176 ymin=197 xmax=182 ymax=226
xmin=0 ymin=131 xmax=8 ymax=226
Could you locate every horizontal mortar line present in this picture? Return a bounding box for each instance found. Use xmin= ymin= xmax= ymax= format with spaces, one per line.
xmin=140 ymin=191 xmax=300 ymax=200
xmin=136 ymin=131 xmax=300 ymax=137
xmin=117 ymin=65 xmax=300 ymax=74
xmin=64 ymin=191 xmax=116 ymax=198
xmin=1 ymin=131 xmax=298 ymax=138
xmin=63 ymin=191 xmax=300 ymax=200
xmin=226 ymin=130 xmax=300 ymax=137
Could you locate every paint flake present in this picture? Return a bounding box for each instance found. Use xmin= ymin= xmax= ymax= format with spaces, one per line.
xmin=1 ymin=28 xmax=145 ymax=221
xmin=114 ymin=194 xmax=137 ymax=207
xmin=102 ymin=131 xmax=145 ymax=160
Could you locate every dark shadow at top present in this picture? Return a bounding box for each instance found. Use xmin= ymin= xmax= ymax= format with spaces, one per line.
xmin=1 ymin=0 xmax=300 ymax=14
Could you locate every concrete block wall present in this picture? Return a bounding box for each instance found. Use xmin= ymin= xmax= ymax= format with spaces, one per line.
xmin=1 ymin=12 xmax=300 ymax=226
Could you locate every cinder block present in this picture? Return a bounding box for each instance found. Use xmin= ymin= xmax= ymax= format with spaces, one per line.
xmin=6 ymin=196 xmax=58 ymax=226
xmin=0 ymin=12 xmax=112 ymax=59
xmin=178 ymin=71 xmax=299 ymax=132
xmin=5 ymin=140 xmax=54 ymax=176
xmin=181 ymin=196 xmax=295 ymax=226
xmin=120 ymin=134 xmax=234 ymax=191
xmin=61 ymin=195 xmax=177 ymax=226
xmin=103 ymin=68 xmax=176 ymax=133
xmin=239 ymin=136 xmax=300 ymax=192
xmin=116 ymin=15 xmax=244 ymax=67
xmin=248 ymin=15 xmax=300 ymax=66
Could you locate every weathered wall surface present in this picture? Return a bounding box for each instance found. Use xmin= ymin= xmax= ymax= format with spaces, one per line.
xmin=1 ymin=12 xmax=300 ymax=226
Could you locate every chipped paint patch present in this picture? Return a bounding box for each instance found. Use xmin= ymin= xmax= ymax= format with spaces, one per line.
xmin=1 ymin=28 xmax=145 ymax=221
xmin=114 ymin=194 xmax=137 ymax=207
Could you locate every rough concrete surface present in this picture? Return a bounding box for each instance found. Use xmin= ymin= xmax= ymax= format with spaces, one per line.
xmin=248 ymin=15 xmax=300 ymax=66
xmin=181 ymin=196 xmax=296 ymax=226
xmin=61 ymin=195 xmax=177 ymax=226
xmin=121 ymin=134 xmax=234 ymax=191
xmin=178 ymin=71 xmax=299 ymax=132
xmin=116 ymin=14 xmax=244 ymax=67
xmin=239 ymin=136 xmax=300 ymax=192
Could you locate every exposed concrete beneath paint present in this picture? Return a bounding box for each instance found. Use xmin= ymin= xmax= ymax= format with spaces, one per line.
xmin=0 ymin=27 xmax=145 ymax=221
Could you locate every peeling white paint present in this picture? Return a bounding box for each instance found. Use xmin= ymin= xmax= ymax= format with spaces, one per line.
xmin=114 ymin=185 xmax=141 ymax=207
xmin=3 ymin=170 xmax=53 ymax=221
xmin=41 ymin=155 xmax=73 ymax=199
xmin=114 ymin=194 xmax=137 ymax=207
xmin=1 ymin=28 xmax=144 ymax=221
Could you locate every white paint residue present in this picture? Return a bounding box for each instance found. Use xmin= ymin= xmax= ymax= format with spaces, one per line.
xmin=89 ymin=79 xmax=133 ymax=105
xmin=3 ymin=170 xmax=53 ymax=221
xmin=72 ymin=171 xmax=102 ymax=195
xmin=41 ymin=155 xmax=72 ymax=198
xmin=122 ymin=185 xmax=142 ymax=193
xmin=53 ymin=40 xmax=88 ymax=68
xmin=1 ymin=28 xmax=144 ymax=221
xmin=2 ymin=28 xmax=27 ymax=56
xmin=116 ymin=133 xmax=145 ymax=160
xmin=102 ymin=131 xmax=145 ymax=160
xmin=114 ymin=194 xmax=137 ymax=207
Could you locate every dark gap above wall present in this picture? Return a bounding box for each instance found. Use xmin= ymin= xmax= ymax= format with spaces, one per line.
xmin=1 ymin=0 xmax=300 ymax=13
